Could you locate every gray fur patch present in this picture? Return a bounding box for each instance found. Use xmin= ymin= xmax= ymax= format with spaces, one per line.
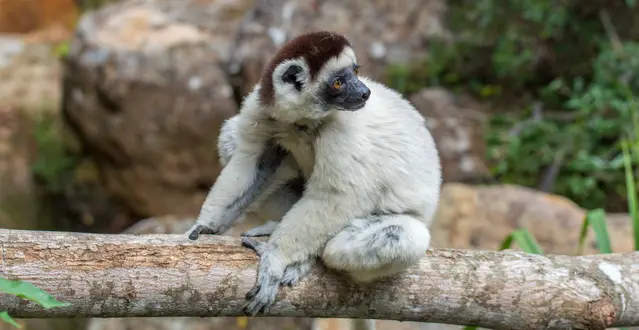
xmin=383 ymin=225 xmax=402 ymax=241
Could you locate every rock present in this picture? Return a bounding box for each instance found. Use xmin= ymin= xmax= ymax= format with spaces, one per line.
xmin=0 ymin=35 xmax=68 ymax=231
xmin=62 ymin=0 xmax=252 ymax=218
xmin=227 ymin=0 xmax=449 ymax=97
xmin=62 ymin=0 xmax=451 ymax=219
xmin=0 ymin=106 xmax=39 ymax=230
xmin=0 ymin=36 xmax=62 ymax=111
xmin=0 ymin=34 xmax=96 ymax=330
xmin=408 ymin=88 xmax=491 ymax=183
xmin=431 ymin=183 xmax=636 ymax=255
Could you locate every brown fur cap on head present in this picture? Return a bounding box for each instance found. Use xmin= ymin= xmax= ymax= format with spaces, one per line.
xmin=258 ymin=31 xmax=352 ymax=106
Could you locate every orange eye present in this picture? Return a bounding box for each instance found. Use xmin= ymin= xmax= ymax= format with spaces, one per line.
xmin=354 ymin=66 xmax=359 ymax=75
xmin=333 ymin=79 xmax=342 ymax=89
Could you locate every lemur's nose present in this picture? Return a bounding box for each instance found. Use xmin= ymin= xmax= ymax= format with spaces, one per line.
xmin=361 ymin=88 xmax=371 ymax=100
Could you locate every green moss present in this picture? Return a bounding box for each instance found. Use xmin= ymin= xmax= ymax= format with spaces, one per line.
xmin=30 ymin=112 xmax=79 ymax=194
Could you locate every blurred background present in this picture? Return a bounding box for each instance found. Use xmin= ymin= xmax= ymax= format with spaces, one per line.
xmin=0 ymin=0 xmax=638 ymax=329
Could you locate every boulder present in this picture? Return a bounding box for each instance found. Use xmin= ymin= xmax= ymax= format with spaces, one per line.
xmin=0 ymin=36 xmax=62 ymax=111
xmin=227 ymin=0 xmax=449 ymax=97
xmin=0 ymin=35 xmax=66 ymax=231
xmin=62 ymin=0 xmax=451 ymax=219
xmin=0 ymin=105 xmax=39 ymax=230
xmin=62 ymin=0 xmax=250 ymax=218
xmin=431 ymin=183 xmax=636 ymax=255
xmin=408 ymin=87 xmax=492 ymax=183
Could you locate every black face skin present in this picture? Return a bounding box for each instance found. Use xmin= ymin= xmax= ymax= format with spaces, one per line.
xmin=321 ymin=65 xmax=371 ymax=111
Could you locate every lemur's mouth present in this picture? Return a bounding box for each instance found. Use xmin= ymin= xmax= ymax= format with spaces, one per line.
xmin=338 ymin=102 xmax=366 ymax=111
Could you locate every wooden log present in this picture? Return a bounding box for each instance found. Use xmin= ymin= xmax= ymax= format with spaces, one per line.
xmin=0 ymin=229 xmax=638 ymax=329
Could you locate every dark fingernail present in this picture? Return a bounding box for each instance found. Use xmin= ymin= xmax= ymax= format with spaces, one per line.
xmin=241 ymin=237 xmax=253 ymax=247
xmin=188 ymin=225 xmax=203 ymax=240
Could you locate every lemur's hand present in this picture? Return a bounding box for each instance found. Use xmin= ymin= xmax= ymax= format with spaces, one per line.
xmin=240 ymin=237 xmax=315 ymax=315
xmin=185 ymin=223 xmax=219 ymax=240
xmin=241 ymin=237 xmax=284 ymax=316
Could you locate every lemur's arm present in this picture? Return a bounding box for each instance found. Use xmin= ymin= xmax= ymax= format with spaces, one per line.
xmin=187 ymin=140 xmax=288 ymax=240
xmin=242 ymin=134 xmax=375 ymax=315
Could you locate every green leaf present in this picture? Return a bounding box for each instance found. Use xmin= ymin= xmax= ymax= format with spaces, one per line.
xmin=0 ymin=278 xmax=70 ymax=309
xmin=499 ymin=228 xmax=544 ymax=254
xmin=499 ymin=233 xmax=514 ymax=251
xmin=0 ymin=312 xmax=20 ymax=328
xmin=585 ymin=209 xmax=613 ymax=253
xmin=621 ymin=140 xmax=639 ymax=251
xmin=576 ymin=214 xmax=590 ymax=255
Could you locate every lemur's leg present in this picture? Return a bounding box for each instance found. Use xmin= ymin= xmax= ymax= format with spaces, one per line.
xmin=321 ymin=214 xmax=430 ymax=283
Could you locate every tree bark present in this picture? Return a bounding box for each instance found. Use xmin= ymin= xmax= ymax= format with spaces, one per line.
xmin=0 ymin=229 xmax=637 ymax=329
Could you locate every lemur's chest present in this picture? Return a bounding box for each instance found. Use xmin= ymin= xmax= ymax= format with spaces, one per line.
xmin=272 ymin=124 xmax=316 ymax=180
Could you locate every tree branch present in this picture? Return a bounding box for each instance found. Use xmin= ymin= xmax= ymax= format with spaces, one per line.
xmin=0 ymin=229 xmax=637 ymax=329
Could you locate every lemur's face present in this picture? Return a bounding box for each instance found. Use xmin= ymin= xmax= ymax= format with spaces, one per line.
xmin=321 ymin=64 xmax=370 ymax=111
xmin=261 ymin=32 xmax=373 ymax=121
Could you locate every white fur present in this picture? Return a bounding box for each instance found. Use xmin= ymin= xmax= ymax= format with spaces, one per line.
xmin=269 ymin=76 xmax=442 ymax=281
xmin=191 ymin=41 xmax=442 ymax=323
xmin=216 ymin=114 xmax=302 ymax=225
xmin=215 ymin=73 xmax=441 ymax=281
xmin=269 ymin=46 xmax=358 ymax=123
xmin=305 ymin=46 xmax=357 ymax=97
xmin=270 ymin=58 xmax=317 ymax=122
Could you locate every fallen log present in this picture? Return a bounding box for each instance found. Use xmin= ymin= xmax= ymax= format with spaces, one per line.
xmin=0 ymin=229 xmax=637 ymax=329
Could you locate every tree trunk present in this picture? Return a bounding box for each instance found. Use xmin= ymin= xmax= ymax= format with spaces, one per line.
xmin=0 ymin=229 xmax=637 ymax=329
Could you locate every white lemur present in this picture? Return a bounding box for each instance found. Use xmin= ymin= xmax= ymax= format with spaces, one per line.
xmin=186 ymin=31 xmax=442 ymax=319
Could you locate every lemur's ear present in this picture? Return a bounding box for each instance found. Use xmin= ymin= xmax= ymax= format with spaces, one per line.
xmin=281 ymin=65 xmax=303 ymax=91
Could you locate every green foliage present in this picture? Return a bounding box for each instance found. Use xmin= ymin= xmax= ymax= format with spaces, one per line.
xmin=0 ymin=278 xmax=70 ymax=309
xmin=577 ymin=208 xmax=613 ymax=254
xmin=621 ymin=138 xmax=639 ymax=250
xmin=0 ymin=277 xmax=71 ymax=327
xmin=0 ymin=312 xmax=19 ymax=328
xmin=462 ymin=116 xmax=638 ymax=330
xmin=489 ymin=42 xmax=639 ymax=209
xmin=31 ymin=113 xmax=78 ymax=194
xmin=385 ymin=0 xmax=639 ymax=210
xmin=498 ymin=228 xmax=544 ymax=254
xmin=464 ymin=121 xmax=638 ymax=330
xmin=75 ymin=0 xmax=120 ymax=11
xmin=53 ymin=41 xmax=70 ymax=58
